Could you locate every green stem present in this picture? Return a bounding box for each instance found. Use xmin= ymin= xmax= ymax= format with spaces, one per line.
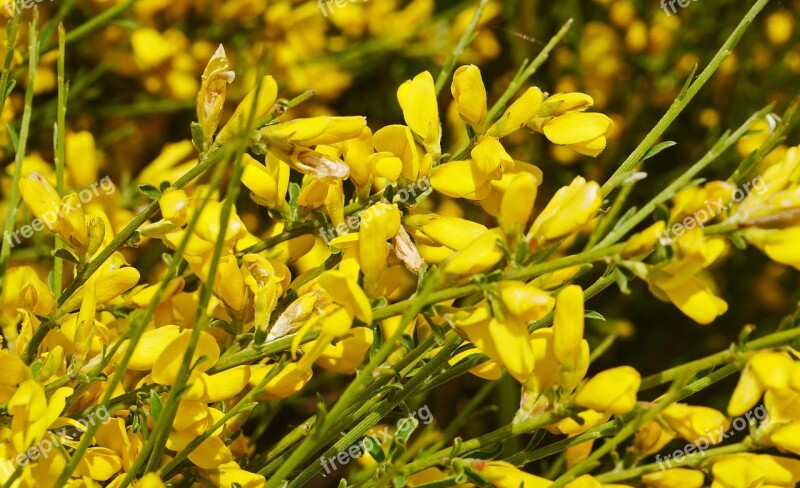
xmin=596 ymin=105 xmax=773 ymax=248
xmin=602 ymin=0 xmax=772 ymax=195
xmin=595 ymin=441 xmax=752 ymax=483
xmin=434 ymin=0 xmax=489 ymax=95
xmin=53 ymin=23 xmax=67 ymax=300
xmin=0 ymin=13 xmax=38 ymax=342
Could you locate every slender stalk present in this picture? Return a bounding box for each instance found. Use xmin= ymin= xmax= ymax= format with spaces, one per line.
xmin=595 ymin=442 xmax=753 ymax=483
xmin=434 ymin=0 xmax=489 ymax=94
xmin=0 ymin=13 xmax=38 ymax=331
xmin=596 ymin=105 xmax=773 ymax=248
xmin=602 ymin=0 xmax=772 ymax=195
xmin=53 ymin=23 xmax=67 ymax=300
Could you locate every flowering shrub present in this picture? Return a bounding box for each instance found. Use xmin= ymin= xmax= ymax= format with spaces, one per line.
xmin=1 ymin=1 xmax=800 ymax=487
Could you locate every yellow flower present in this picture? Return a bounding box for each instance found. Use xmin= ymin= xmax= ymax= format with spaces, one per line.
xmin=634 ymin=420 xmax=675 ymax=457
xmin=357 ymin=202 xmax=402 ymax=296
xmin=487 ymin=87 xmax=544 ymax=138
xmin=217 ymin=75 xmax=278 ymax=143
xmin=429 ymin=160 xmax=491 ymax=200
xmin=529 ymin=176 xmax=602 ymax=243
xmin=451 ymin=65 xmax=487 ymax=129
xmin=469 ymin=459 xmax=551 ymax=487
xmin=313 ymin=327 xmax=373 ymax=374
xmin=497 ymin=281 xmax=555 ymax=322
xmin=151 ymin=330 xmax=220 ymax=385
xmin=554 ymin=285 xmax=584 ymax=369
xmin=397 ymin=71 xmax=441 ymax=155
xmin=159 ymin=189 xmax=191 ymax=227
xmin=443 ymin=228 xmax=506 ymax=276
xmin=643 ymin=468 xmax=704 ymax=488
xmin=711 ymin=455 xmax=769 ymax=488
xmin=622 ymin=221 xmax=665 ymax=257
xmin=661 ymin=404 xmax=730 ymax=445
xmin=248 ymin=362 xmax=312 ymax=400
xmin=575 ymin=366 xmax=640 ymax=414
xmin=196 ymin=44 xmax=234 ymax=149
xmin=470 ymin=135 xmax=514 ymax=180
xmin=498 ymin=172 xmax=538 ymax=237
xmin=19 ymin=171 xmax=62 ymax=233
xmin=529 ymin=93 xmax=613 ymax=157
xmin=744 ymin=227 xmax=800 ymax=270
xmin=318 ymin=269 xmax=372 ymax=324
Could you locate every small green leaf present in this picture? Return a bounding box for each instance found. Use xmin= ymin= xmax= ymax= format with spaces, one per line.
xmin=6 ymin=122 xmax=18 ymax=152
xmin=138 ymin=183 xmax=161 ymax=200
xmin=288 ymin=182 xmax=301 ymax=221
xmin=361 ymin=434 xmax=386 ymax=463
xmin=677 ymin=63 xmax=698 ymax=100
xmin=4 ymin=79 xmax=15 ymax=100
xmin=150 ymin=390 xmax=163 ymax=423
xmin=614 ymin=267 xmax=630 ymax=295
xmin=52 ymin=248 xmax=80 ymax=265
xmin=159 ymin=180 xmax=171 ymax=192
xmin=190 ymin=121 xmax=204 ymax=153
xmin=642 ymin=141 xmax=677 ymax=161
xmin=584 ymin=310 xmax=606 ymax=321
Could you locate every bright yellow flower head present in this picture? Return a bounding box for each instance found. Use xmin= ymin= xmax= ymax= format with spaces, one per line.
xmin=529 ymin=176 xmax=602 ymax=244
xmin=575 ymin=366 xmax=641 ymax=414
xmin=451 ymin=64 xmax=487 ymax=129
xmin=398 ymin=71 xmax=441 ymax=155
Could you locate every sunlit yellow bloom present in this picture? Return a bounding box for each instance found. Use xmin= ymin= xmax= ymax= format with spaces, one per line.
xmin=498 ymin=281 xmax=554 ymax=322
xmin=217 ymin=75 xmax=278 ymax=143
xmin=358 ymin=202 xmax=402 ymax=295
xmin=157 ymin=189 xmax=189 ymax=229
xmin=443 ymin=228 xmax=506 ymax=275
xmin=643 ymin=468 xmax=704 ymax=488
xmin=529 ymin=93 xmax=613 ymax=156
xmin=196 ymin=44 xmax=234 ymax=149
xmin=554 ymin=285 xmax=584 ymax=368
xmin=314 ymin=327 xmax=373 ymax=374
xmin=249 ymin=362 xmax=312 ymax=400
xmin=469 ymin=459 xmax=551 ymax=487
xmin=529 ymin=176 xmax=602 ymax=243
xmin=661 ymin=404 xmax=730 ymax=444
xmin=429 ymin=160 xmax=491 ymax=200
xmin=634 ymin=420 xmax=675 ymax=457
xmin=470 ymin=135 xmax=513 ymax=180
xmin=152 ymin=330 xmax=220 ymax=385
xmin=398 ymin=71 xmax=441 ymax=156
xmin=451 ymin=65 xmax=487 ymax=129
xmin=487 ymin=87 xmax=544 ymax=138
xmin=498 ymin=172 xmax=538 ymax=237
xmin=318 ymin=270 xmax=372 ymax=324
xmin=19 ymin=171 xmax=62 ymax=232
xmin=575 ymin=366 xmax=640 ymax=414
xmin=622 ymin=221 xmax=665 ymax=257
